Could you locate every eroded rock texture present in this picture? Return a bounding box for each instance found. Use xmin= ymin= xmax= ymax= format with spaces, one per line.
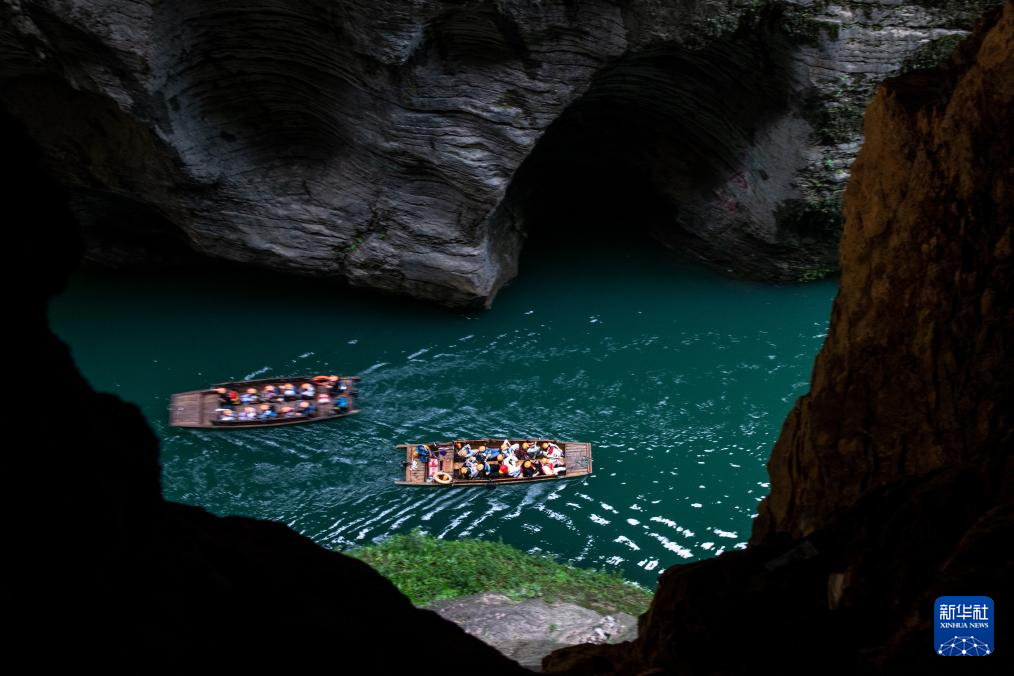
xmin=544 ymin=4 xmax=1011 ymax=673
xmin=10 ymin=110 xmax=528 ymax=671
xmin=0 ymin=1 xmax=994 ymax=305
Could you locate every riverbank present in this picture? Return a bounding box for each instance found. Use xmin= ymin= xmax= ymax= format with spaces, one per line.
xmin=345 ymin=531 xmax=652 ymax=616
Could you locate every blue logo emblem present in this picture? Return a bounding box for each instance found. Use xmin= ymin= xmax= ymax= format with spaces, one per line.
xmin=935 ymin=596 xmax=993 ymax=655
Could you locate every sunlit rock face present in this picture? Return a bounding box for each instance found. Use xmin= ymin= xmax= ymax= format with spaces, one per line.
xmin=0 ymin=1 xmax=993 ymax=306
xmin=544 ymin=4 xmax=1012 ymax=673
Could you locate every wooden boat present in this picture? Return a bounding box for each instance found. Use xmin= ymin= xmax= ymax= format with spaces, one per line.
xmin=169 ymin=375 xmax=360 ymax=429
xmin=394 ymin=438 xmax=592 ymax=487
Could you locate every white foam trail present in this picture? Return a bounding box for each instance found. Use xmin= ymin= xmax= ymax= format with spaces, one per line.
xmin=713 ymin=529 xmax=738 ymax=538
xmin=243 ymin=366 xmax=271 ymax=379
xmin=589 ymin=514 xmax=610 ymax=525
xmin=614 ymin=536 xmax=641 ymax=551
xmin=647 ymin=532 xmax=693 ymax=558
xmin=407 ymin=348 xmax=429 ymax=360
xmin=437 ymin=510 xmax=473 ymax=539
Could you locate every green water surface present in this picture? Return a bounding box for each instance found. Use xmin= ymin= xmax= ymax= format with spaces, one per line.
xmin=49 ymin=243 xmax=835 ymax=587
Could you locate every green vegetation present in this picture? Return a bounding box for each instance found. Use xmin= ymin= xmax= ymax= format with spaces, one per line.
xmin=345 ymin=530 xmax=653 ymax=616
xmin=798 ymin=267 xmax=835 ymax=282
xmin=899 ymin=34 xmax=965 ymax=73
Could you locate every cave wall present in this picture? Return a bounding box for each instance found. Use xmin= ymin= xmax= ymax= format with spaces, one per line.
xmin=544 ymin=3 xmax=1011 ymax=672
xmin=1 ymin=0 xmax=995 ymax=306
xmin=9 ymin=106 xmax=531 ymax=669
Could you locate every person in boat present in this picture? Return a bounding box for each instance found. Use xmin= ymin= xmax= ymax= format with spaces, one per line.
xmin=426 ymin=454 xmax=439 ymax=482
xmin=317 ymin=390 xmax=331 ymax=405
xmin=240 ymin=388 xmax=259 ymax=404
xmin=237 ymin=406 xmax=256 ymax=421
xmin=463 ymin=456 xmax=480 ymax=479
xmin=336 ymin=395 xmax=350 ymax=413
xmin=280 ymin=405 xmax=296 ymax=418
xmin=216 ymin=387 xmax=231 ymax=405
xmin=221 ymin=389 xmax=240 ymax=406
xmin=546 ymin=444 xmax=563 ymax=461
xmin=257 ymin=404 xmax=277 ymax=420
xmin=299 ymin=382 xmax=315 ymax=399
xmin=219 ymin=408 xmax=236 ymax=422
xmin=282 ymin=383 xmax=298 ymax=400
xmin=480 ymin=460 xmax=495 ymax=477
xmin=516 ymin=442 xmax=530 ymax=461
xmin=539 ymin=458 xmax=558 ymax=476
xmin=414 ymin=445 xmax=430 ymax=464
xmin=339 ymin=378 xmax=353 ymax=394
xmin=521 ymin=459 xmax=537 ymax=478
xmin=504 ymin=455 xmax=521 ymax=478
xmin=298 ymin=400 xmax=317 ymax=417
xmin=262 ymin=384 xmax=279 ymax=401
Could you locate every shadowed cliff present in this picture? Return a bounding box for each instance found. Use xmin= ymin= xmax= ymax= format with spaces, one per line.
xmin=1 ymin=1 xmax=995 ymax=306
xmin=545 ymin=4 xmax=1012 ymax=673
xmin=8 ymin=2 xmax=1010 ymax=672
xmin=10 ymin=110 xmax=529 ymax=671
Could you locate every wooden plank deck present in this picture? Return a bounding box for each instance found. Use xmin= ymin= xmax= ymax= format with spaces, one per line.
xmin=169 ymin=376 xmax=359 ymax=429
xmin=169 ymin=391 xmax=207 ymax=428
xmin=395 ymin=439 xmax=593 ymax=487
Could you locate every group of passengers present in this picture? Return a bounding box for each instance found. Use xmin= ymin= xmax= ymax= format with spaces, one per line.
xmin=216 ymin=376 xmax=354 ymax=423
xmin=411 ymin=439 xmax=566 ymax=480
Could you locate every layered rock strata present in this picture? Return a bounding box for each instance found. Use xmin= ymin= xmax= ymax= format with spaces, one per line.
xmin=545 ymin=3 xmax=1012 ymax=672
xmin=0 ymin=1 xmax=994 ymax=305
xmin=11 ymin=109 xmax=528 ymax=671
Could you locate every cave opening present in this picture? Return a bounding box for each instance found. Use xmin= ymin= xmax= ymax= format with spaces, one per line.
xmin=506 ymin=19 xmax=808 ymax=273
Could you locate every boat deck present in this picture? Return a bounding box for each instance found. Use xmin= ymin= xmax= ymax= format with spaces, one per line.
xmin=169 ymin=375 xmax=359 ymax=429
xmin=395 ymin=438 xmax=592 ymax=487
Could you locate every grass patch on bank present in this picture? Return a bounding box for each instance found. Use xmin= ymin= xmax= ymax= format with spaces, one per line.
xmin=345 ymin=531 xmax=652 ymax=616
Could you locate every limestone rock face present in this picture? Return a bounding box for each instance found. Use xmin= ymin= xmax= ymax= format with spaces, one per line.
xmin=429 ymin=592 xmax=637 ymax=671
xmin=754 ymin=0 xmax=1013 ymax=542
xmin=544 ymin=4 xmax=1012 ymax=672
xmin=10 ymin=109 xmax=529 ymax=672
xmin=0 ymin=0 xmax=992 ymax=305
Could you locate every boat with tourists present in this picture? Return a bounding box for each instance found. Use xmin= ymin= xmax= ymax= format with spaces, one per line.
xmin=394 ymin=438 xmax=592 ymax=487
xmin=169 ymin=374 xmax=360 ymax=429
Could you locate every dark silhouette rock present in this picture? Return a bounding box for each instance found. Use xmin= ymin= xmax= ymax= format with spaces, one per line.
xmin=544 ymin=4 xmax=1012 ymax=673
xmin=8 ymin=109 xmax=529 ymax=672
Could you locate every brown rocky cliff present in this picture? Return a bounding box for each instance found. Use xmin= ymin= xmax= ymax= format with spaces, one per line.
xmin=755 ymin=0 xmax=1013 ymax=544
xmin=546 ymin=4 xmax=1012 ymax=673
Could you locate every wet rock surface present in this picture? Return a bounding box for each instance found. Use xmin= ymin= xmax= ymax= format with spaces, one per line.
xmin=1 ymin=1 xmax=994 ymax=305
xmin=429 ymin=593 xmax=637 ymax=671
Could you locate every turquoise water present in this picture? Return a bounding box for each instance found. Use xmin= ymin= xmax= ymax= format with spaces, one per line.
xmin=49 ymin=244 xmax=835 ymax=587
